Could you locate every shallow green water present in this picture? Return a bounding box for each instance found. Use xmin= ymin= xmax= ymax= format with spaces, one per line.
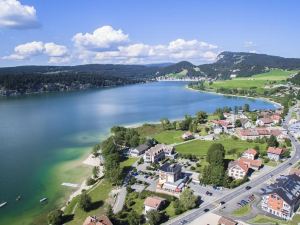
xmin=0 ymin=82 xmax=277 ymax=224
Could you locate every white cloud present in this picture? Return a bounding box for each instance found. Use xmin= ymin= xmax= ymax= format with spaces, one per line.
xmin=3 ymin=41 xmax=69 ymax=63
xmin=72 ymin=25 xmax=129 ymax=51
xmin=81 ymin=38 xmax=219 ymax=64
xmin=0 ymin=0 xmax=39 ymax=29
xmin=244 ymin=41 xmax=256 ymax=48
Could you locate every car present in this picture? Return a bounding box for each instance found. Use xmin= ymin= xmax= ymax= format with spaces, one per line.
xmin=204 ymin=208 xmax=210 ymax=212
xmin=289 ymin=162 xmax=293 ymax=165
xmin=241 ymin=200 xmax=248 ymax=204
xmin=219 ymin=201 xmax=225 ymax=205
xmin=205 ymin=191 xmax=213 ymax=196
xmin=180 ymin=220 xmax=188 ymax=225
xmin=245 ymin=186 xmax=251 ymax=190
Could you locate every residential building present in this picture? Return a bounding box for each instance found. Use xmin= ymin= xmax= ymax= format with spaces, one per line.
xmin=182 ymin=131 xmax=194 ymax=140
xmin=162 ymin=145 xmax=177 ymax=159
xmin=237 ymin=128 xmax=259 ymax=140
xmin=267 ymin=147 xmax=284 ymax=161
xmin=218 ymin=216 xmax=238 ymax=225
xmin=261 ymin=175 xmax=300 ymax=220
xmin=271 ymin=114 xmax=282 ymax=124
xmin=144 ymin=196 xmax=165 ymax=214
xmin=130 ymin=144 xmax=150 ymax=157
xmin=143 ymin=144 xmax=165 ymax=163
xmin=240 ymin=118 xmax=252 ymax=129
xmin=83 ymin=215 xmax=113 ymax=225
xmin=228 ymin=160 xmax=249 ymax=180
xmin=242 ymin=149 xmax=258 ymax=160
xmin=239 ymin=158 xmax=262 ymax=171
xmin=256 ymin=117 xmax=274 ymax=127
xmin=157 ymin=163 xmax=188 ymax=193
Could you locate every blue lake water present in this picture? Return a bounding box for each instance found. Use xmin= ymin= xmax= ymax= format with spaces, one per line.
xmin=0 ymin=81 xmax=277 ymax=223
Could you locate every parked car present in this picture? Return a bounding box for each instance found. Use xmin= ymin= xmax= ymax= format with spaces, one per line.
xmin=205 ymin=191 xmax=213 ymax=196
xmin=204 ymin=208 xmax=210 ymax=212
xmin=245 ymin=186 xmax=251 ymax=190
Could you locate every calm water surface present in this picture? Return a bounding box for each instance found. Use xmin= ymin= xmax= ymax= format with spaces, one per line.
xmin=0 ymin=82 xmax=277 ymax=223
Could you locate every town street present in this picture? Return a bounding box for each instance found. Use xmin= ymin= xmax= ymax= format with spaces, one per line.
xmin=166 ymin=106 xmax=300 ymax=225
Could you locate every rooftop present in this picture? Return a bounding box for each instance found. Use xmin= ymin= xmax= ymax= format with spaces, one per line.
xmin=144 ymin=196 xmax=165 ymax=208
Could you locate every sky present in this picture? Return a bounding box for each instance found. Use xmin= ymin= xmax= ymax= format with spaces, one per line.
xmin=0 ymin=0 xmax=299 ymax=67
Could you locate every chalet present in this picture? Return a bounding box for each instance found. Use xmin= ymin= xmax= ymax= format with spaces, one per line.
xmin=130 ymin=144 xmax=150 ymax=157
xmin=267 ymin=147 xmax=284 ymax=161
xmin=182 ymin=131 xmax=194 ymax=140
xmin=144 ymin=196 xmax=165 ymax=214
xmin=242 ymin=149 xmax=258 ymax=160
xmin=83 ymin=215 xmax=113 ymax=225
xmin=228 ymin=160 xmax=249 ymax=180
xmin=261 ymin=175 xmax=300 ymax=220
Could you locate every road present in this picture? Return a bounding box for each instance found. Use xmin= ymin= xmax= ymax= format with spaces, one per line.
xmin=166 ymin=107 xmax=300 ymax=225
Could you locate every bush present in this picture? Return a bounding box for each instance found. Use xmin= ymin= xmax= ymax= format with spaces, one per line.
xmin=190 ymin=166 xmax=196 ymax=171
xmin=79 ymin=192 xmax=92 ymax=211
xmin=86 ymin=177 xmax=97 ymax=186
xmin=47 ymin=209 xmax=63 ymax=225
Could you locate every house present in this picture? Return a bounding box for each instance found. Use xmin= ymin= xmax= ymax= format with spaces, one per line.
xmin=157 ymin=163 xmax=188 ymax=193
xmin=240 ymin=118 xmax=252 ymax=129
xmin=213 ymin=125 xmax=223 ymax=134
xmin=237 ymin=129 xmax=259 ymax=140
xmin=256 ymin=117 xmax=274 ymax=127
xmin=271 ymin=114 xmax=282 ymax=124
xmin=162 ymin=145 xmax=177 ymax=159
xmin=267 ymin=147 xmax=284 ymax=161
xmin=130 ymin=144 xmax=150 ymax=157
xmin=261 ymin=174 xmax=300 ymax=220
xmin=239 ymin=158 xmax=263 ymax=171
xmin=228 ymin=160 xmax=249 ymax=180
xmin=212 ymin=120 xmax=234 ymax=133
xmin=270 ymin=129 xmax=288 ymax=141
xmin=218 ymin=216 xmax=238 ymax=225
xmin=83 ymin=215 xmax=113 ymax=225
xmin=143 ymin=144 xmax=165 ymax=163
xmin=257 ymin=128 xmax=270 ymax=138
xmin=182 ymin=131 xmax=194 ymax=140
xmin=144 ymin=196 xmax=165 ymax=214
xmin=242 ymin=149 xmax=258 ymax=160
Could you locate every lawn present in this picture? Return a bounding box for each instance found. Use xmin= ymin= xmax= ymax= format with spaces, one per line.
xmin=120 ymin=157 xmax=137 ymax=168
xmin=153 ymin=130 xmax=185 ymax=144
xmin=248 ymin=214 xmax=288 ymax=224
xmin=205 ymin=69 xmax=297 ymax=92
xmin=175 ymin=137 xmax=267 ymax=157
xmin=64 ymin=180 xmax=112 ymax=225
xmin=232 ymin=204 xmax=251 ymax=217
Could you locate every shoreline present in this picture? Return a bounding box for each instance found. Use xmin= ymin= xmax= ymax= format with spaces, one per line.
xmin=185 ymin=85 xmax=283 ymax=109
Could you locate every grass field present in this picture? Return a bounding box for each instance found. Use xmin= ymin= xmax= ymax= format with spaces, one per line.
xmin=153 ymin=130 xmax=185 ymax=144
xmin=232 ymin=204 xmax=251 ymax=217
xmin=205 ymin=69 xmax=297 ymax=92
xmin=175 ymin=137 xmax=267 ymax=157
xmin=248 ymin=214 xmax=287 ymax=224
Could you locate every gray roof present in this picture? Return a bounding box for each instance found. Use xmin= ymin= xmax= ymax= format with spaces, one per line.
xmin=135 ymin=144 xmax=150 ymax=153
xmin=160 ymin=163 xmax=181 ymax=173
xmin=264 ymin=174 xmax=300 ymax=206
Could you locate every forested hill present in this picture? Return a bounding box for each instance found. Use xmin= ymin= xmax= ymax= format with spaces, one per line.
xmin=156 ymin=52 xmax=300 ymax=79
xmin=0 ymin=64 xmax=159 ymax=96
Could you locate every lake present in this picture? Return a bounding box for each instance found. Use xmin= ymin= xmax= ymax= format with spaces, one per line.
xmin=0 ymin=81 xmax=277 ymax=224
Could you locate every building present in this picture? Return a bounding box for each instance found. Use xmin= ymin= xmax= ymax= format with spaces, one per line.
xmin=242 ymin=149 xmax=258 ymax=160
xmin=144 ymin=196 xmax=165 ymax=214
xmin=240 ymin=118 xmax=253 ymax=129
xmin=290 ymin=168 xmax=300 ymax=177
xmin=239 ymin=158 xmax=262 ymax=171
xmin=218 ymin=216 xmax=238 ymax=225
xmin=256 ymin=117 xmax=274 ymax=127
xmin=143 ymin=144 xmax=165 ymax=163
xmin=271 ymin=114 xmax=282 ymax=124
xmin=228 ymin=160 xmax=249 ymax=180
xmin=157 ymin=163 xmax=188 ymax=193
xmin=83 ymin=215 xmax=113 ymax=225
xmin=267 ymin=147 xmax=284 ymax=161
xmin=182 ymin=131 xmax=194 ymax=140
xmin=162 ymin=145 xmax=177 ymax=159
xmin=261 ymin=175 xmax=300 ymax=220
xmin=130 ymin=144 xmax=150 ymax=157
xmin=237 ymin=128 xmax=259 ymax=140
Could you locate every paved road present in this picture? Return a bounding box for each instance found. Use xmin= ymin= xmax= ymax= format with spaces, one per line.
xmin=166 ymin=107 xmax=300 ymax=225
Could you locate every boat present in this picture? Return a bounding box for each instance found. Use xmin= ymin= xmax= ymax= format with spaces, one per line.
xmin=0 ymin=202 xmax=7 ymax=208
xmin=16 ymin=195 xmax=21 ymax=201
xmin=40 ymin=198 xmax=48 ymax=203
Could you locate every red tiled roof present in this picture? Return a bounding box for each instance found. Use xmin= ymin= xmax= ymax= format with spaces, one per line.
xmin=240 ymin=158 xmax=262 ymax=168
xmin=218 ymin=216 xmax=238 ymax=225
xmin=212 ymin=120 xmax=231 ymax=127
xmin=257 ymin=129 xmax=270 ymax=135
xmin=83 ymin=215 xmax=113 ymax=225
xmin=238 ymin=129 xmax=259 ymax=136
xmin=267 ymin=147 xmax=284 ymax=155
xmin=229 ymin=159 xmax=249 ymax=172
xmin=270 ymin=129 xmax=282 ymax=137
xmin=144 ymin=196 xmax=165 ymax=208
xmin=244 ymin=148 xmax=257 ymax=156
xmin=260 ymin=117 xmax=273 ymax=124
xmin=271 ymin=114 xmax=282 ymax=121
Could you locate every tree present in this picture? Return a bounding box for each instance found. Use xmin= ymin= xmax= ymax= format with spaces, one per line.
xmin=47 ymin=209 xmax=63 ymax=225
xmin=235 ymin=119 xmax=242 ymax=127
xmin=206 ymin=143 xmax=225 ymax=165
xmin=179 ymin=188 xmax=197 ymax=211
xmin=267 ymin=135 xmax=279 ymax=147
xmin=146 ymin=210 xmax=161 ymax=225
xmin=128 ymin=210 xmax=140 ymax=225
xmin=195 ymin=111 xmax=208 ymax=124
xmin=79 ymin=191 xmax=92 ymax=211
xmin=92 ymin=166 xmax=99 ymax=178
xmin=243 ymin=103 xmax=250 ymax=112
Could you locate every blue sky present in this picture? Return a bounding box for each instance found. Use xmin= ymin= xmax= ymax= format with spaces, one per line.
xmin=0 ymin=0 xmax=299 ymax=66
